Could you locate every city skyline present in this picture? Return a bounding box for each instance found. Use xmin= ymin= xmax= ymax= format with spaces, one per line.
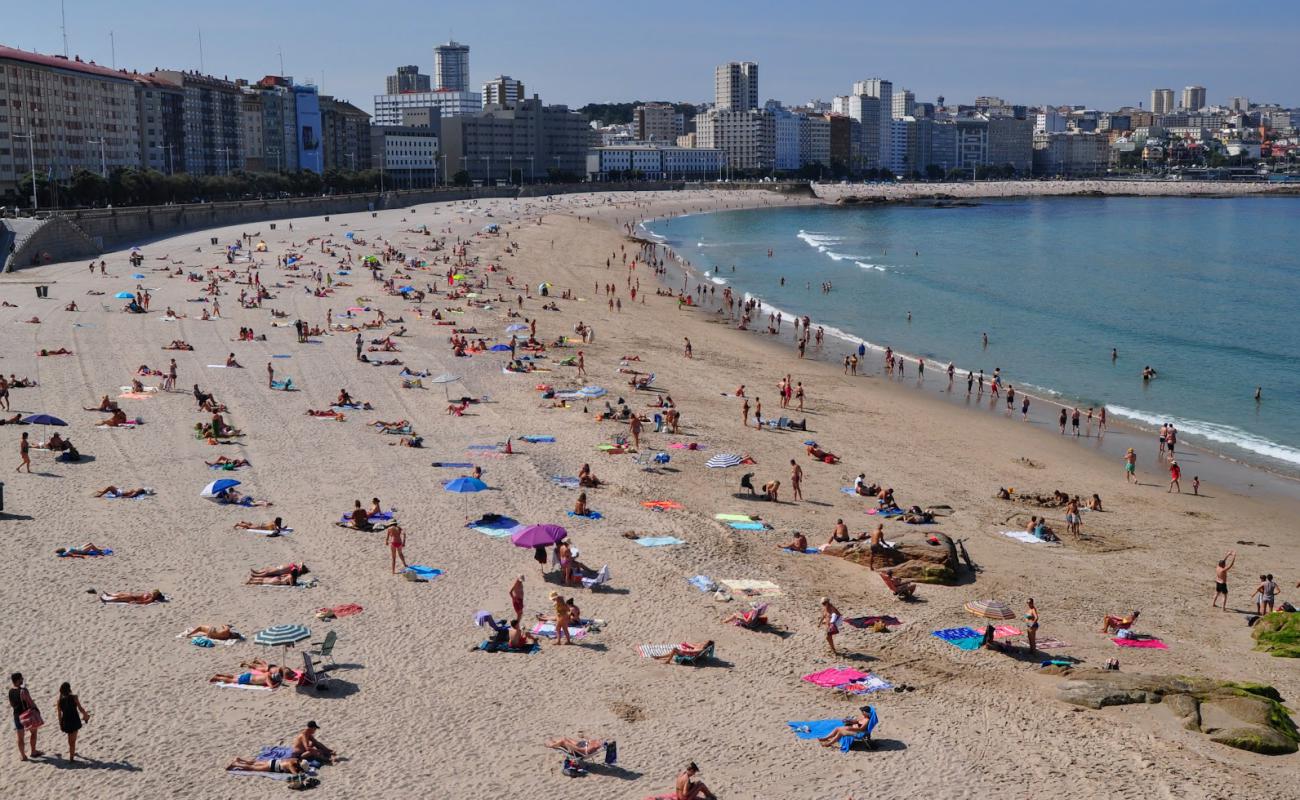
xmin=6 ymin=0 xmax=1299 ymax=111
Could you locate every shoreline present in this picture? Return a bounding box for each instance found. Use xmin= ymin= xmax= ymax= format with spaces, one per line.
xmin=638 ymin=201 xmax=1300 ymax=501
xmin=812 ymin=177 xmax=1300 ymax=204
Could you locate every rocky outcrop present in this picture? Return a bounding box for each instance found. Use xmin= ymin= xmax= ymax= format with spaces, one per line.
xmin=822 ymin=531 xmax=960 ymax=584
xmin=1251 ymin=611 xmax=1300 ymax=658
xmin=1055 ymin=670 xmax=1298 ymax=755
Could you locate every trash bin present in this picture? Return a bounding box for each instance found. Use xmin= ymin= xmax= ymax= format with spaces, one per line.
xmin=210 ymin=237 xmax=218 ymax=245
xmin=269 ymin=223 xmax=276 ymax=230
xmin=324 ymin=216 xmax=330 ymax=222
xmin=371 ymin=212 xmax=377 ymax=218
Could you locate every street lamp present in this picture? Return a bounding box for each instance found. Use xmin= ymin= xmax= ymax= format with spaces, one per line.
xmin=86 ymin=137 xmax=108 ymax=178
xmin=441 ymin=154 xmax=448 ymax=187
xmin=528 ymin=156 xmax=534 ymax=183
xmin=13 ymin=124 xmax=37 ymax=211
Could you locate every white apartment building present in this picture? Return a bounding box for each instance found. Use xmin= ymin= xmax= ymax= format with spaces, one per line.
xmin=372 ymin=90 xmax=482 ymax=125
xmin=1150 ymin=88 xmax=1174 ymax=115
xmin=1036 ymin=109 xmax=1067 ymax=133
xmin=482 ymin=76 xmax=524 ymax=107
xmin=1181 ymin=85 xmax=1207 ymax=112
xmin=773 ymin=109 xmax=800 ymax=170
xmin=892 ymin=89 xmax=915 ymax=119
xmin=586 ymin=145 xmax=725 ymax=180
xmin=715 ymin=61 xmax=758 ymax=111
xmin=852 ymin=78 xmax=893 ymax=168
xmin=696 ymin=108 xmax=771 ymax=171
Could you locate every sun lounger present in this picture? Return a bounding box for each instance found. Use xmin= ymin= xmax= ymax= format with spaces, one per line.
xmin=581 ymin=565 xmax=611 ymax=591
xmin=549 ymin=740 xmax=618 ymax=766
xmin=729 ymin=602 xmax=768 ymax=629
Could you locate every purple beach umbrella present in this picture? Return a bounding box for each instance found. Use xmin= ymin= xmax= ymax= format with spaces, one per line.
xmin=510 ymin=524 xmax=568 ymax=548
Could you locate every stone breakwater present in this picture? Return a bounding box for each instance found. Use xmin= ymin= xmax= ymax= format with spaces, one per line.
xmin=812 ymin=178 xmax=1300 ymax=204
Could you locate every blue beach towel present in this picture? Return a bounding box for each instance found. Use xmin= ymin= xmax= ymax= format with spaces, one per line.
xmin=58 ymin=548 xmax=112 ymax=557
xmin=635 ymin=536 xmax=684 ymax=547
xmin=786 ymin=717 xmax=871 ymax=753
xmin=783 ymin=547 xmax=821 ymax=555
xmin=520 ymin=435 xmax=556 ymax=443
xmin=433 ymin=462 xmax=475 ymax=468
xmin=467 ymin=444 xmax=499 ymax=450
xmin=549 ymin=476 xmax=580 ymax=489
xmin=256 ymin=746 xmax=295 ymax=761
xmin=932 ymin=627 xmax=983 ymax=650
xmin=567 ymin=510 xmax=603 ymax=520
xmin=728 ymin=521 xmax=769 ymax=531
xmin=688 ymin=575 xmax=716 ymax=592
xmin=478 ymin=640 xmax=540 ymax=654
xmin=271 ymin=354 xmax=292 ymax=359
xmin=403 ymin=565 xmax=443 ymax=581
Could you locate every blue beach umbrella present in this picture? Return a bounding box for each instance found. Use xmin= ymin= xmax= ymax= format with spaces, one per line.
xmin=200 ymin=478 xmax=240 ymax=498
xmin=131 ymin=273 xmax=145 ymax=279
xmin=489 ymin=344 xmax=511 ymax=352
xmin=22 ymin=414 xmax=66 ymax=427
xmin=398 ymin=285 xmax=414 ymax=293
xmin=443 ymin=476 xmax=488 ymax=518
xmin=114 ymin=291 xmax=134 ymax=299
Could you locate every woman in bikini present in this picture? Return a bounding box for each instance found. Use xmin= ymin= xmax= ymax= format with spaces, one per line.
xmin=1025 ymin=598 xmax=1040 ymax=651
xmin=183 ymin=624 xmax=242 ymax=641
xmin=245 ymin=563 xmax=308 ymax=585
xmin=100 ymin=589 xmax=164 ymax=604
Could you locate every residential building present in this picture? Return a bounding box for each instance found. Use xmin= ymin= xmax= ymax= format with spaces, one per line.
xmin=852 ymin=78 xmax=893 ymax=168
xmin=1033 ymin=130 xmax=1110 ymax=175
xmin=1099 ymin=113 xmax=1131 ymax=132
xmin=847 ymin=93 xmax=881 ymax=169
xmin=135 ymin=75 xmax=184 ymax=174
xmin=634 ymin=103 xmax=677 ymax=143
xmin=888 ymin=118 xmax=909 ymax=174
xmin=695 ymin=108 xmax=771 ymax=171
xmin=1181 ymin=85 xmax=1207 ymax=112
xmin=1229 ymin=96 xmax=1250 ymax=113
xmin=824 ymin=114 xmax=856 ymax=170
xmin=372 ymin=90 xmax=482 ymax=125
xmin=438 ymin=96 xmax=594 ymax=183
xmin=240 ymin=76 xmax=322 ymax=174
xmin=151 ymin=69 xmax=243 ymax=175
xmin=239 ymin=90 xmax=267 ymax=171
xmin=434 ymin=41 xmax=470 ymax=92
xmin=1036 ymin=109 xmax=1067 ymax=133
xmin=586 ymin=144 xmax=725 ymax=180
xmin=955 ymin=115 xmax=988 ymax=171
xmin=987 ymin=116 xmax=1034 ymax=173
xmin=320 ymin=96 xmax=371 ymax=172
xmin=482 ymin=76 xmax=525 ymax=108
xmin=370 ymin=124 xmax=439 ymax=186
xmin=1151 ymin=88 xmax=1174 ymax=115
xmin=400 ymin=107 xmax=438 ymax=128
xmin=800 ymin=114 xmax=830 ymax=169
xmin=387 ymin=65 xmax=430 ymax=95
xmin=0 ymin=45 xmax=143 ymax=198
xmin=714 ymin=62 xmax=758 ymax=112
xmin=772 ymin=108 xmax=800 ymax=170
xmin=892 ymin=89 xmax=915 ymax=120
xmin=292 ymin=84 xmax=323 ymax=174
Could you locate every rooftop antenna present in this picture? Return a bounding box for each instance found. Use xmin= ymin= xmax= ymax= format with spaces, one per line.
xmin=60 ymin=0 xmax=69 ymax=57
xmin=278 ymin=46 xmax=284 ymax=77
xmin=198 ymin=26 xmax=205 ymax=73
xmin=110 ymin=30 xmax=116 ymax=69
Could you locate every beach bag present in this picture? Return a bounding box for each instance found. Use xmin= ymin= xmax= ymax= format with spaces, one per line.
xmin=19 ymin=703 xmax=43 ymax=731
xmin=1116 ymin=628 xmax=1133 ymax=639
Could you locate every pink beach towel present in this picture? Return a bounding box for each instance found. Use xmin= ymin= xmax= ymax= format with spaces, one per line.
xmin=1112 ymin=637 xmax=1167 ymax=649
xmin=801 ymin=667 xmax=869 ymax=688
xmin=991 ymin=625 xmax=1022 ymax=639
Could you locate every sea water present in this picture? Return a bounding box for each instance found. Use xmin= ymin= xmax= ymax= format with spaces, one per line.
xmin=645 ymin=196 xmax=1300 ymax=475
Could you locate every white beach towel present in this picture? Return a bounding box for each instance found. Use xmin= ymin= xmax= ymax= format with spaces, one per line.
xmin=1001 ymin=530 xmax=1051 ymax=544
xmin=211 ymin=681 xmax=274 ymax=692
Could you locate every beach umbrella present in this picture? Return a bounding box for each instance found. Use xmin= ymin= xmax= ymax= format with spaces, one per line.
xmin=505 ymin=324 xmax=527 ymax=332
xmin=23 ymin=413 xmax=67 ymax=444
xmin=345 ymin=232 xmax=355 ymax=239
xmin=253 ymin=623 xmax=311 ymax=653
xmin=398 ymin=285 xmax=414 ymax=293
xmin=430 ymin=372 xmax=462 ymax=399
xmin=131 ymin=273 xmax=145 ymax=279
xmin=706 ymin=453 xmax=743 ymax=469
xmin=451 ymin=273 xmax=468 ymax=281
xmin=964 ymin=599 xmax=1016 ymax=621
xmin=576 ymin=385 xmax=607 ymax=399
xmin=200 ymin=478 xmax=241 ymax=499
xmin=443 ymin=476 xmax=488 ymax=518
xmin=510 ymin=523 xmax=567 ymax=549
xmin=114 ymin=291 xmax=134 ymax=299
xmin=489 ymin=344 xmax=511 ymax=352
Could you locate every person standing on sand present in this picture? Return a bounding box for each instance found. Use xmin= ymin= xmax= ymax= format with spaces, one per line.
xmin=9 ymin=673 xmax=41 ymax=761
xmin=1098 ymin=406 xmax=1107 ymax=435
xmin=1071 ymin=408 xmax=1081 ymax=436
xmin=509 ymin=575 xmax=525 ymax=624
xmin=790 ymin=460 xmax=803 ymax=501
xmin=1124 ymin=448 xmax=1137 ymax=483
xmin=819 ymin=597 xmax=843 ymax=656
xmin=164 ymin=359 xmax=177 ymax=392
xmin=385 ymin=524 xmax=407 ymax=574
xmin=1058 ymin=408 xmax=1067 ymax=434
xmin=795 ymin=382 xmax=805 ymax=411
xmin=741 ymin=397 xmax=750 ymax=427
xmin=266 ymin=362 xmax=274 ymax=389
xmin=1168 ymin=460 xmax=1182 ymax=493
xmin=629 ymin=414 xmax=642 ymax=451
xmin=1213 ymin=551 xmax=1235 ymax=611
xmin=1025 ymin=599 xmax=1039 ymax=652
xmin=16 ymin=431 xmax=31 ymax=473
xmin=1021 ymin=395 xmax=1030 ymax=421
xmin=683 ymin=337 xmax=692 ymax=358
xmin=55 ymin=682 xmax=89 ymax=762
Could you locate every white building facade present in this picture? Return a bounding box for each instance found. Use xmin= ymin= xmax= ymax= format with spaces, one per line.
xmin=586 ymin=145 xmax=725 ymax=180
xmin=373 ymin=90 xmax=482 ymax=125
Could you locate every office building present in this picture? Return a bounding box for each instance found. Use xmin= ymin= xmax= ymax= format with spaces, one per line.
xmin=987 ymin=116 xmax=1034 ymax=173
xmin=1150 ymin=88 xmax=1174 ymax=115
xmin=1229 ymin=96 xmax=1250 ymax=113
xmin=434 ymin=41 xmax=470 ymax=92
xmin=1036 ymin=109 xmax=1067 ymax=133
xmin=320 ymin=96 xmax=371 ymax=172
xmin=695 ymin=108 xmax=771 ymax=171
xmin=847 ymin=93 xmax=881 ymax=169
xmin=634 ymin=103 xmax=677 ymax=143
xmin=482 ymin=76 xmax=525 ymax=107
xmin=800 ymin=114 xmax=831 ymax=169
xmin=852 ymin=78 xmax=893 ymax=168
xmin=370 ymin=125 xmax=440 ymax=186
xmin=1181 ymin=85 xmax=1207 ymax=112
xmin=439 ymin=96 xmax=594 ymax=183
xmin=586 ymin=144 xmax=725 ymax=180
xmin=1033 ymin=130 xmax=1110 ymax=175
xmin=0 ymin=45 xmax=143 ymax=199
xmin=150 ymin=69 xmax=244 ymax=175
xmin=892 ymin=89 xmax=915 ymax=120
xmin=715 ymin=62 xmax=758 ymax=111
xmin=387 ymin=65 xmax=431 ymax=95
xmin=373 ymin=90 xmax=482 ymax=124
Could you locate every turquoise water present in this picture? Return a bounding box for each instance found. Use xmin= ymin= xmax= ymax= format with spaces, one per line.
xmin=645 ymin=197 xmax=1300 ymax=473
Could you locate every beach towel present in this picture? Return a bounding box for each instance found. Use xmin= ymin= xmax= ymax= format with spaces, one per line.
xmin=272 ymin=354 xmax=292 ymax=358
xmin=432 ymin=462 xmax=475 ymax=468
xmin=549 ymin=475 xmax=580 ymax=489
xmin=802 ymin=667 xmax=870 ymax=688
xmin=992 ymin=625 xmax=1022 ymax=639
xmin=478 ymin=640 xmax=540 ymax=654
xmin=865 ymin=508 xmax=904 ymax=517
xmin=567 ymin=510 xmax=604 ymax=520
xmin=667 ymin=442 xmax=706 ymax=450
xmin=714 ymin=513 xmax=756 ymax=522
xmin=641 ymin=500 xmax=683 ymax=510
xmin=845 ymin=615 xmax=902 ymax=629
xmin=117 ymin=392 xmax=154 ymax=400
xmin=932 ymin=627 xmax=983 ymax=650
xmin=634 ymin=536 xmax=684 ymax=547
xmin=241 ymin=527 xmax=292 ymax=537
xmin=786 ymin=720 xmax=862 ymax=753
xmin=468 ymin=515 xmax=520 ymax=537
xmin=1001 ymin=530 xmax=1051 ymax=544
xmin=403 ymin=565 xmax=443 ymax=581
xmin=728 ymin=521 xmax=770 ymax=531
xmin=1113 ymin=637 xmax=1167 ymax=649
xmin=206 ymin=364 xmax=228 ymax=368
xmin=255 ymin=746 xmax=295 ymax=761
xmin=100 ymin=593 xmax=169 ymax=605
xmin=208 ymin=462 xmax=247 ymax=470
xmin=841 ymin=486 xmax=859 ymax=495
xmin=636 ymin=643 xmax=676 ymax=658
xmin=719 ymin=579 xmax=782 ymax=597
xmin=467 ymin=444 xmax=499 ymax=450
xmin=532 ymin=622 xmax=588 ymax=639
xmin=783 ymin=547 xmax=821 ymax=555
xmin=338 ymin=511 xmax=395 ymax=524
xmin=211 ymin=681 xmax=273 ymax=691
xmin=520 ymin=435 xmax=555 ymax=443
xmin=327 ymin=604 xmax=364 ymax=618
xmin=96 ymin=422 xmax=140 ymax=430
xmin=688 ymin=575 xmax=716 ymax=592
xmin=1035 ymin=637 xmax=1070 ymax=649
xmin=58 ymin=548 xmax=112 ymax=557
xmin=841 ymin=674 xmax=894 ymax=694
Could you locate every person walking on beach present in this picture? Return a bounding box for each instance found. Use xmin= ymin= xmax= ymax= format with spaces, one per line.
xmin=266 ymin=362 xmax=274 ymax=388
xmin=753 ymin=398 xmax=763 ymax=430
xmin=509 ymin=575 xmax=525 ymax=624
xmin=1213 ymin=551 xmax=1236 ymax=611
xmin=1021 ymin=395 xmax=1030 ymax=421
xmin=819 ymin=597 xmax=843 ymax=656
xmin=576 ymin=351 xmax=586 ymax=379
xmin=1025 ymin=599 xmax=1039 ymax=652
xmin=55 ymin=682 xmax=89 ymax=762
xmin=16 ymin=431 xmax=31 ymax=473
xmin=1058 ymin=408 xmax=1067 ymax=434
xmin=9 ymin=673 xmax=41 ymax=761
xmin=682 ymin=337 xmax=692 ymax=359
xmin=1098 ymin=406 xmax=1107 ymax=436
xmin=355 ymin=332 xmax=363 ymax=361
xmin=1071 ymin=408 xmax=1081 ymax=436
xmin=1124 ymin=448 xmax=1137 ymax=483
xmin=790 ymin=460 xmax=803 ymax=501
xmin=385 ymin=524 xmax=407 ymax=574
xmin=741 ymin=397 xmax=750 ymax=427
xmin=163 ymin=359 xmax=177 ymax=392
xmin=1168 ymin=460 xmax=1182 ymax=493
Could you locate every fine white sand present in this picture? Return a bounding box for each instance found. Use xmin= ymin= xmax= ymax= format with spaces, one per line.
xmin=0 ymin=189 xmax=1296 ymax=799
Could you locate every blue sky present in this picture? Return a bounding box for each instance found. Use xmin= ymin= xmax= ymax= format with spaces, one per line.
xmin=8 ymin=1 xmax=1298 ymax=111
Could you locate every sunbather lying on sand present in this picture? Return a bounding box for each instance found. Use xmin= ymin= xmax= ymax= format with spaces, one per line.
xmin=1101 ymin=610 xmax=1140 ymax=634
xmin=370 ymin=418 xmax=410 ymax=430
xmin=390 ymin=436 xmax=423 ymax=448
xmin=246 ymin=563 xmax=309 ymax=585
xmin=0 ymin=413 xmax=26 ymax=426
xmin=216 ymin=489 xmax=272 ymax=507
xmin=163 ymin=340 xmax=194 ymax=351
xmin=100 ymin=409 xmax=134 ymax=427
xmin=93 ymin=486 xmax=151 ymax=498
xmin=84 ymin=395 xmax=120 ymax=412
xmin=446 ymin=400 xmax=469 ymax=415
xmin=234 ymin=517 xmax=286 ymax=532
xmin=209 ymin=659 xmax=295 ymax=688
xmin=183 ymin=624 xmax=242 ymax=641
xmin=722 ymin=605 xmax=768 ymax=627
xmin=206 ymin=456 xmax=250 ymax=468
xmin=100 ymin=589 xmax=164 ymax=604
xmin=55 ymin=543 xmax=108 ymax=558
xmin=225 ymin=756 xmax=307 ymax=774
xmin=806 ymin=444 xmax=839 ymax=463
xmin=306 ymin=409 xmax=345 ymax=420
xmin=652 ymin=640 xmax=714 ymax=663
xmin=38 ymin=348 xmax=73 ymax=356
xmin=546 ymin=737 xmax=609 ymax=758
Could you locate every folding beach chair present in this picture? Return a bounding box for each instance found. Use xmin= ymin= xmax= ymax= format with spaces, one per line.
xmin=581 ymin=565 xmax=611 ymax=591
xmin=299 ymin=650 xmax=328 ymax=692
xmin=548 ymin=739 xmax=619 ymax=767
xmin=673 ymin=642 xmax=715 ymax=665
xmin=730 ymin=602 xmax=769 ymax=630
xmin=310 ymin=630 xmax=338 ymax=667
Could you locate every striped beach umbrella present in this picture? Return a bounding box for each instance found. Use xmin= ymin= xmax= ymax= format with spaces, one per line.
xmin=964 ymin=599 xmax=1015 ymax=621
xmin=706 ymin=453 xmax=744 ymax=469
xmin=253 ymin=623 xmax=311 ymax=648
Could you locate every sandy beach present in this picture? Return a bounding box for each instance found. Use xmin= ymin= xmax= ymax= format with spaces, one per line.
xmin=0 ymin=188 xmax=1296 ymax=799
